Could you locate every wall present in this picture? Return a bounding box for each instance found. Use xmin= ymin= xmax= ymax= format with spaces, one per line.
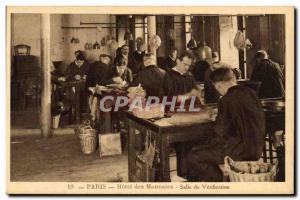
xmin=174 ymin=16 xmax=186 ymax=56
xmin=135 ymin=16 xmax=146 ymax=41
xmin=245 ymin=15 xmax=285 ymax=77
xmin=192 ymin=16 xmax=220 ymax=53
xmin=12 ymin=14 xmax=41 ymax=62
xmin=50 ymin=14 xmax=64 ymax=64
xmin=60 ymin=14 xmax=116 ymax=65
xmin=219 ymin=16 xmax=239 ymax=68
xmin=53 ymin=15 xmax=240 ymax=68
xmin=156 ymin=15 xmax=175 ymax=57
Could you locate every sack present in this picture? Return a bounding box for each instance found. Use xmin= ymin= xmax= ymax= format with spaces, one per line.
xmin=99 ymin=132 xmax=122 ymax=157
xmin=132 ymin=104 xmax=164 ymax=119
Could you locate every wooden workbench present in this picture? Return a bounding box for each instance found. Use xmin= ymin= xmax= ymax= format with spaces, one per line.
xmin=127 ymin=108 xmax=215 ymax=182
xmin=127 ymin=99 xmax=285 ymax=182
xmin=52 ymin=79 xmax=86 ymax=124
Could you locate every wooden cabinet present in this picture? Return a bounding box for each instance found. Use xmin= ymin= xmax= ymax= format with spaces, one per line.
xmin=13 ymin=55 xmax=40 ymax=78
xmin=11 ymin=55 xmax=41 ymax=110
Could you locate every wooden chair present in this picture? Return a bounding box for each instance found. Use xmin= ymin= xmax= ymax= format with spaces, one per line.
xmin=21 ymin=77 xmax=41 ymax=111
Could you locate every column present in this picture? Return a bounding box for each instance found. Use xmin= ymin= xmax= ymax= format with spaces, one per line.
xmin=40 ymin=14 xmax=52 ymax=138
xmin=147 ymin=15 xmax=157 ymax=62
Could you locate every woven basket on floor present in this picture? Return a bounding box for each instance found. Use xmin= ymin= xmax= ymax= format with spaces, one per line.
xmin=74 ymin=120 xmax=92 ymax=140
xmin=224 ymin=156 xmax=277 ymax=182
xmin=78 ymin=128 xmax=97 ymax=154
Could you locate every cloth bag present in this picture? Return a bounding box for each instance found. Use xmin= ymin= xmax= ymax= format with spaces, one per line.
xmin=99 ymin=132 xmax=122 ymax=157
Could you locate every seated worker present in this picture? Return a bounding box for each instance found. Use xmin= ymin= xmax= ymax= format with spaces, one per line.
xmin=133 ymin=38 xmax=146 ymax=65
xmin=105 ymin=55 xmax=133 ymax=85
xmin=86 ymin=54 xmax=111 ymax=116
xmin=191 ymin=46 xmax=212 ymax=82
xmin=250 ymin=50 xmax=285 ymax=98
xmin=63 ymin=51 xmax=90 ymax=113
xmin=191 ymin=60 xmax=210 ymax=82
xmin=117 ymin=44 xmax=140 ymax=75
xmin=164 ymin=51 xmax=200 ymax=98
xmin=180 ymin=67 xmax=265 ymax=182
xmin=162 ymin=48 xmax=178 ymax=71
xmin=204 ymin=52 xmax=242 ymax=104
xmin=204 ymin=52 xmax=221 ymax=104
xmin=64 ymin=50 xmax=90 ymax=81
xmin=86 ymin=54 xmax=112 ymax=88
xmin=131 ymin=53 xmax=167 ymax=97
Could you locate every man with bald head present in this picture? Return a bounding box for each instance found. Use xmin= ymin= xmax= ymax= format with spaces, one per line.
xmin=130 ymin=53 xmax=166 ymax=97
xmin=183 ymin=67 xmax=265 ymax=182
xmin=251 ymin=50 xmax=285 ymax=98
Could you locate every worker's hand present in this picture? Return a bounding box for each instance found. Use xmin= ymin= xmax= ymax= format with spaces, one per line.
xmin=210 ymin=113 xmax=217 ymax=122
xmin=209 ymin=108 xmax=218 ymax=121
xmin=112 ymin=77 xmax=123 ymax=84
xmin=74 ymin=74 xmax=81 ymax=80
xmin=58 ymin=76 xmax=66 ymax=82
xmin=82 ymin=75 xmax=87 ymax=80
xmin=95 ymin=85 xmax=103 ymax=94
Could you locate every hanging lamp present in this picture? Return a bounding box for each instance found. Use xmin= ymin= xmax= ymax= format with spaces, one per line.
xmin=70 ymin=28 xmax=76 ymax=44
xmin=93 ymin=28 xmax=100 ymax=49
xmin=187 ymin=16 xmax=197 ymax=50
xmin=124 ymin=28 xmax=133 ymax=41
xmin=196 ymin=16 xmax=212 ymax=60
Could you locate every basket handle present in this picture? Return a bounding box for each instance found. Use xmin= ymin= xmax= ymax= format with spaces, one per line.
xmin=83 ymin=119 xmax=91 ymax=126
xmin=224 ymin=156 xmax=233 ymax=172
xmin=270 ymin=160 xmax=279 ymax=175
xmin=82 ymin=125 xmax=93 ymax=130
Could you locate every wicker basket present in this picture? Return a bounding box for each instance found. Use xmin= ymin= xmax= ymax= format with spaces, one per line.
xmin=78 ymin=128 xmax=97 ymax=154
xmin=74 ymin=120 xmax=92 ymax=140
xmin=224 ymin=156 xmax=277 ymax=182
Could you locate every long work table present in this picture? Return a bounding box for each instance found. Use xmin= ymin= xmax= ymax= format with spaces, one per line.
xmin=127 ymin=106 xmax=216 ymax=182
xmin=126 ymin=99 xmax=285 ymax=182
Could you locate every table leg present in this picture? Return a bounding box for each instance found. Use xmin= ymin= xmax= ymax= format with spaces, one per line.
xmin=105 ymin=111 xmax=111 ymax=132
xmin=75 ymin=86 xmax=80 ymax=124
xmin=158 ymin=134 xmax=171 ymax=182
xmin=128 ymin=120 xmax=136 ymax=182
xmin=276 ymin=145 xmax=285 ymax=182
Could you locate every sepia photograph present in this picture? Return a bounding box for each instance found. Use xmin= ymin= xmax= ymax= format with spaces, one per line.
xmin=6 ymin=6 xmax=294 ymax=195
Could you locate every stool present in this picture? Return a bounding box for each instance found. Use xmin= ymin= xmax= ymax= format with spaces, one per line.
xmin=261 ymin=131 xmax=277 ymax=164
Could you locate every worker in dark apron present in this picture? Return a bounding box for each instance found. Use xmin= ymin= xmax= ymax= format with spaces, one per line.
xmin=177 ymin=67 xmax=265 ymax=182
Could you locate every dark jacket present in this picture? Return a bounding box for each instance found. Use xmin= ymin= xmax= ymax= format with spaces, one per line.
xmin=204 ymin=68 xmax=221 ymax=104
xmin=213 ymin=85 xmax=265 ymax=160
xmin=177 ymin=85 xmax=266 ymax=179
xmin=64 ymin=61 xmax=90 ymax=81
xmin=86 ymin=61 xmax=110 ymax=88
xmin=131 ymin=65 xmax=166 ymax=97
xmin=251 ymin=59 xmax=285 ymax=98
xmin=133 ymin=50 xmax=145 ymax=64
xmin=192 ymin=60 xmax=210 ymax=82
xmin=105 ymin=66 xmax=133 ymax=85
xmin=162 ymin=56 xmax=177 ymax=71
xmin=164 ymin=69 xmax=198 ymax=96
